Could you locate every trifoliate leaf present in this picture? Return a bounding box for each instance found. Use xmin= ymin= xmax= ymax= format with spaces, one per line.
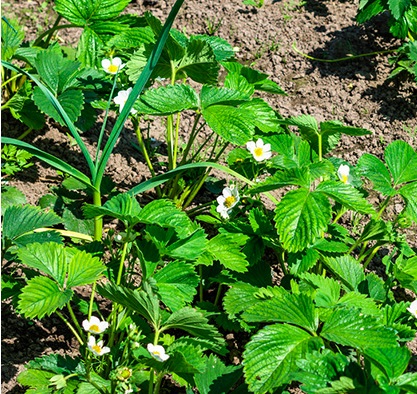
xmin=223 ymin=282 xmax=260 ymax=320
xmin=153 ymin=261 xmax=199 ymax=311
xmin=27 ymin=354 xmax=85 ymax=375
xmin=243 ymin=323 xmax=322 ymax=393
xmin=18 ymin=276 xmax=72 ymax=319
xmin=336 ymin=292 xmax=380 ymax=316
xmin=275 ymin=188 xmax=332 ymax=252
xmin=394 ymin=255 xmax=417 ymax=293
xmin=321 ymin=307 xmax=398 ymax=350
xmin=106 ymin=26 xmax=154 ymax=48
xmin=1 ymin=17 xmax=24 ymax=61
xmin=76 ymin=27 xmax=103 ymax=68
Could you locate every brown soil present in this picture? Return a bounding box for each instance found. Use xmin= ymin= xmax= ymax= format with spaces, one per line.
xmin=2 ymin=0 xmax=417 ymax=392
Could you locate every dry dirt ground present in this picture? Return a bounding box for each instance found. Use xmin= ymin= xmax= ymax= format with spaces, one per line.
xmin=2 ymin=0 xmax=417 ymax=392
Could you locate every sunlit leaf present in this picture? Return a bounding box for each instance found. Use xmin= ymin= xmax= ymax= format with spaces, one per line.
xmin=18 ymin=276 xmax=72 ymax=319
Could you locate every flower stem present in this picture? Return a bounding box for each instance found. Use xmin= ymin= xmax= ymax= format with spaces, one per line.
xmin=56 ymin=310 xmax=85 ymax=346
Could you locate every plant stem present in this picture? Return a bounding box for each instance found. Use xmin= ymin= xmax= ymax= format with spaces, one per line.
xmin=116 ymin=238 xmax=129 ymax=286
xmin=17 ymin=128 xmax=33 ymax=140
xmin=1 ymin=72 xmax=21 ymax=88
xmin=199 ymin=265 xmax=204 ymax=302
xmin=214 ymin=284 xmax=223 ymax=307
xmin=179 ymin=113 xmax=202 ymax=165
xmin=33 ymin=21 xmax=75 ymax=46
xmin=56 ymin=310 xmax=85 ymax=345
xmin=92 ymin=189 xmax=103 ymax=241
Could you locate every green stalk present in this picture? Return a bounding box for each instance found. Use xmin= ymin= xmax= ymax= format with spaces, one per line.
xmin=172 ymin=111 xmax=181 ymax=167
xmin=179 ymin=113 xmax=202 ymax=165
xmin=199 ymin=265 xmax=204 ymax=302
xmin=1 ymin=72 xmax=21 ymax=88
xmin=214 ymin=284 xmax=223 ymax=307
xmin=116 ymin=238 xmax=129 ymax=286
xmin=33 ymin=21 xmax=75 ymax=46
xmin=17 ymin=128 xmax=33 ymax=140
xmin=56 ymin=310 xmax=85 ymax=346
xmin=92 ymin=189 xmax=103 ymax=241
xmin=43 ymin=15 xmax=63 ymax=47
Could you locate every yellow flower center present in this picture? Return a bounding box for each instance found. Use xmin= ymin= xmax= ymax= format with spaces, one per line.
xmin=90 ymin=324 xmax=100 ymax=333
xmin=254 ymin=147 xmax=263 ymax=157
xmin=153 ymin=351 xmax=160 ymax=356
xmin=92 ymin=344 xmax=102 ymax=353
xmin=108 ymin=64 xmax=119 ymax=73
xmin=341 ymin=175 xmax=348 ymax=184
xmin=224 ymin=196 xmax=236 ymax=208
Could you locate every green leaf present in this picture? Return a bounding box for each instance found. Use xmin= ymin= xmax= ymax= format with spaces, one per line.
xmin=300 ymin=272 xmax=341 ymax=307
xmin=137 ymin=199 xmax=195 ymax=238
xmin=194 ymin=354 xmax=242 ymax=394
xmin=163 ymin=342 xmax=205 ymax=376
xmin=18 ymin=276 xmax=72 ymax=319
xmin=398 ymin=181 xmax=417 ymax=223
xmin=243 ymin=323 xmax=321 ymax=393
xmin=107 ymin=26 xmax=154 ymax=49
xmin=66 ymin=250 xmax=104 ymax=287
xmin=1 ymin=17 xmax=24 ymax=61
xmin=394 ymin=256 xmax=417 ymax=293
xmin=54 ymin=0 xmax=131 ymax=25
xmin=202 ymin=105 xmax=255 ymax=144
xmin=99 ymin=282 xmax=161 ymax=327
xmin=316 ymin=180 xmax=375 ymax=214
xmin=135 ymin=83 xmax=199 ymax=115
xmin=240 ymin=98 xmax=280 ymax=133
xmin=33 ymin=87 xmax=84 ymax=126
xmin=224 ymin=72 xmax=255 ymax=96
xmin=17 ymin=368 xmax=54 ymax=390
xmin=293 ymin=349 xmax=350 ymax=394
xmin=321 ymin=307 xmax=398 ymax=350
xmin=17 ymin=242 xmax=67 ymax=285
xmin=357 ymin=153 xmax=395 ymax=196
xmin=27 ymin=354 xmax=85 ymax=375
xmin=243 ymin=292 xmax=319 ymax=333
xmin=76 ymin=27 xmax=103 ymax=67
xmin=388 ymin=0 xmax=411 ymax=19
xmin=206 ymin=234 xmax=248 ymax=272
xmin=166 ymin=229 xmax=207 ymax=260
xmin=176 ymin=39 xmax=219 ymax=84
xmin=153 ymin=261 xmax=199 ymax=311
xmin=192 ymin=35 xmax=235 ymax=62
xmin=336 ymin=292 xmax=380 ymax=316
xmin=200 ymin=85 xmax=250 ymax=108
xmin=385 ymin=140 xmax=417 ymax=186
xmin=364 ymin=346 xmax=410 ymax=380
xmin=3 ymin=205 xmax=61 ymax=240
xmin=223 ymin=282 xmax=261 ymax=320
xmin=83 ymin=193 xmax=142 ymax=225
xmin=275 ymin=189 xmax=332 ymax=252
xmin=323 ymin=256 xmax=365 ymax=291
xmin=163 ymin=307 xmax=225 ymax=352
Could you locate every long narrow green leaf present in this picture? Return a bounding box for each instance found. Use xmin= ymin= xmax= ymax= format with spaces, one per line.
xmin=1 ymin=61 xmax=95 ymax=176
xmin=95 ymin=0 xmax=185 ymax=185
xmin=1 ymin=137 xmax=95 ymax=190
xmin=128 ymin=161 xmax=254 ymax=195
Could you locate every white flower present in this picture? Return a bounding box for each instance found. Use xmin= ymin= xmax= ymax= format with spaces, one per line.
xmin=113 ymin=88 xmax=137 ymax=114
xmin=407 ymin=300 xmax=417 ymax=318
xmin=87 ymin=336 xmax=111 ymax=356
xmin=82 ymin=316 xmax=109 ymax=334
xmin=147 ymin=343 xmax=169 ymax=362
xmin=246 ymin=138 xmax=272 ymax=162
xmin=101 ymin=57 xmax=125 ymax=74
xmin=337 ymin=164 xmax=352 ymax=184
xmin=216 ymin=185 xmax=240 ymax=219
